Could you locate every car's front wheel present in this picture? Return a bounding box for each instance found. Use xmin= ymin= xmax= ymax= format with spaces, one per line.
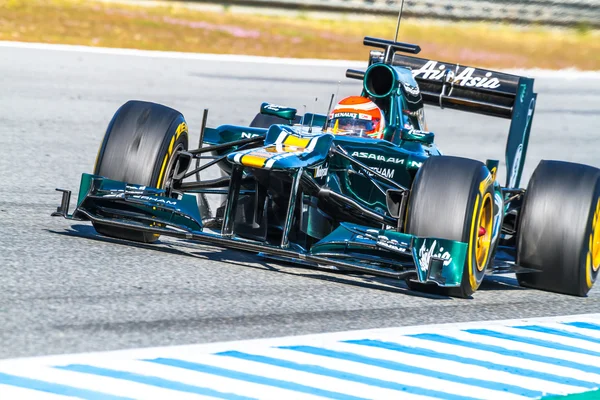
xmin=93 ymin=100 xmax=189 ymax=243
xmin=405 ymin=156 xmax=495 ymax=298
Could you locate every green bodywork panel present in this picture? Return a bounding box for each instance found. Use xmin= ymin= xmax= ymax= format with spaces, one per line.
xmin=203 ymin=125 xmax=266 ymax=146
xmin=411 ymin=236 xmax=468 ymax=286
xmin=76 ymin=173 xmax=203 ymax=233
xmin=77 ymin=173 xmax=95 ymax=206
xmin=310 ymin=223 xmax=467 ymax=286
xmin=226 ymin=125 xmax=334 ymax=171
xmin=505 ymin=79 xmax=537 ymax=188
xmin=328 ymin=135 xmax=431 ymax=212
xmin=203 ymin=123 xmax=435 ymax=214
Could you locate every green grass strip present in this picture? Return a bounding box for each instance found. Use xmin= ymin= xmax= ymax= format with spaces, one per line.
xmin=1 ymin=0 xmax=599 ymax=70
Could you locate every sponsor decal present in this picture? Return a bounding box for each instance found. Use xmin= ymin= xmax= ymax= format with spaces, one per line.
xmin=103 ymin=185 xmax=148 ymax=198
xmin=402 ymin=82 xmax=420 ymax=96
xmin=314 ymin=164 xmax=329 ymax=178
xmin=175 ymin=122 xmax=187 ymax=137
xmin=519 ymin=83 xmax=527 ymax=103
xmin=355 ymin=230 xmax=409 ymax=253
xmin=418 ymin=240 xmax=453 ymax=272
xmin=412 ymin=61 xmax=501 ymax=89
xmin=333 ymin=112 xmax=358 ymax=119
xmin=103 ymin=192 xmax=125 ymax=199
xmin=379 ymin=240 xmax=408 ymax=253
xmin=351 ymin=151 xmax=405 ymax=164
xmin=241 ymin=132 xmax=262 ymax=139
xmin=408 ymin=129 xmax=428 ymax=137
xmin=368 ymin=167 xmax=395 ymax=179
xmin=264 ymin=103 xmax=285 ymax=111
xmin=509 ymin=144 xmax=523 ymax=188
xmin=410 ymin=161 xmax=423 ymax=168
xmin=377 ymin=235 xmax=409 ymax=253
xmin=126 ymin=185 xmax=146 ymax=191
xmin=493 ymin=191 xmax=503 ymax=240
xmin=353 ymin=229 xmax=379 ymax=242
xmin=131 ymin=195 xmax=177 ymax=206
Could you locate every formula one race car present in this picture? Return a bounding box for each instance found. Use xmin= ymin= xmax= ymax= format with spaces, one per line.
xmin=52 ymin=36 xmax=600 ymax=298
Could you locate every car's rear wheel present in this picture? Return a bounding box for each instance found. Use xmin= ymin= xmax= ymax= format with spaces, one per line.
xmin=516 ymin=160 xmax=600 ymax=296
xmin=93 ymin=100 xmax=189 ymax=243
xmin=405 ymin=156 xmax=495 ymax=298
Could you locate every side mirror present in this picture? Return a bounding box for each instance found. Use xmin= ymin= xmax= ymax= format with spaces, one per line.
xmin=383 ymin=126 xmax=397 ymax=142
xmin=260 ymin=102 xmax=297 ymax=121
xmin=401 ymin=129 xmax=435 ymax=145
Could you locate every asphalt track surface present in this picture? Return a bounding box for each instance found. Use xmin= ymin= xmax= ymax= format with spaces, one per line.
xmin=0 ymin=44 xmax=599 ymax=360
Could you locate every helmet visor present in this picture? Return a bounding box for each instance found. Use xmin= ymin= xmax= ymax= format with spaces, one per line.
xmin=327 ymin=116 xmax=379 ymax=136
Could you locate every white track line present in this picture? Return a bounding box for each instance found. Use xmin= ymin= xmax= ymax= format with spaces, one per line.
xmin=444 ymin=331 xmax=600 ymax=367
xmin=556 ymin=323 xmax=600 ymax=339
xmin=0 ymin=365 xmax=209 ymax=400
xmin=159 ymin=353 xmax=431 ymax=400
xmin=222 ymin=346 xmax=534 ymax=400
xmin=1 ymin=40 xmax=600 ymax=79
xmin=321 ymin=341 xmax=584 ymax=396
xmin=58 ymin=359 xmax=330 ymax=400
xmin=372 ymin=335 xmax=600 ymax=384
xmin=0 ymin=385 xmax=72 ymax=400
xmin=482 ymin=325 xmax=600 ymax=352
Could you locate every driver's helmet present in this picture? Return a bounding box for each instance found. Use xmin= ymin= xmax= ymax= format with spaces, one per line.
xmin=326 ymin=96 xmax=385 ymax=139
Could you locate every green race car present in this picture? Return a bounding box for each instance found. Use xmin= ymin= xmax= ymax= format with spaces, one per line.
xmin=52 ymin=37 xmax=600 ymax=298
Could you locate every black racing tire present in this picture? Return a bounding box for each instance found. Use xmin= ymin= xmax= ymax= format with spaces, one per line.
xmin=93 ymin=100 xmax=189 ymax=243
xmin=516 ymin=160 xmax=600 ymax=296
xmin=405 ymin=156 xmax=495 ymax=298
xmin=249 ymin=113 xmax=301 ymax=128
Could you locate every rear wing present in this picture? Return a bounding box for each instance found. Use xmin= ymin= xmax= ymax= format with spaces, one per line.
xmin=360 ymin=37 xmax=537 ymax=189
xmin=392 ymin=53 xmax=537 ymax=189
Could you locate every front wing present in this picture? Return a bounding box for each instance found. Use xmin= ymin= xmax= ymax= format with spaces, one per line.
xmin=52 ymin=173 xmax=476 ymax=287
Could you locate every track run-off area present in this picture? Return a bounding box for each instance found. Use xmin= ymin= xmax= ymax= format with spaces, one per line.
xmin=0 ymin=42 xmax=599 ymax=399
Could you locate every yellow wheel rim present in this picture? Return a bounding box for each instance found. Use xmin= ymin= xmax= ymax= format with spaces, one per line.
xmin=475 ymin=193 xmax=493 ymax=272
xmin=592 ymin=199 xmax=600 ymax=272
